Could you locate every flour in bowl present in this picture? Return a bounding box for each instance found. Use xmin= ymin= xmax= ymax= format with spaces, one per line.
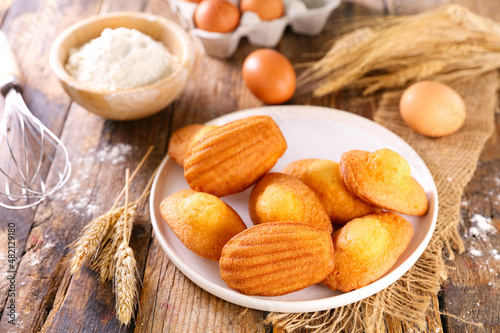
xmin=65 ymin=27 xmax=178 ymax=91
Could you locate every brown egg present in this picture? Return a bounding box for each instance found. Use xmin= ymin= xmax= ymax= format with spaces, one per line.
xmin=240 ymin=0 xmax=284 ymax=21
xmin=399 ymin=81 xmax=466 ymax=138
xmin=242 ymin=49 xmax=296 ymax=104
xmin=194 ymin=0 xmax=240 ymax=33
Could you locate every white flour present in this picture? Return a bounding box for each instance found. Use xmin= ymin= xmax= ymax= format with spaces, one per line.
xmin=469 ymin=214 xmax=495 ymax=237
xmin=66 ymin=27 xmax=178 ymax=91
xmin=96 ymin=143 xmax=133 ymax=164
xmin=465 ymin=214 xmax=498 ymax=261
xmin=55 ymin=143 xmax=134 ymax=216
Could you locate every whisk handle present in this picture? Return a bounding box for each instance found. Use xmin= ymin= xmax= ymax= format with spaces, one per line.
xmin=0 ymin=30 xmax=22 ymax=96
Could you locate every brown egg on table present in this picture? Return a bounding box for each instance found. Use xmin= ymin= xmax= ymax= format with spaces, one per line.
xmin=240 ymin=0 xmax=284 ymax=21
xmin=242 ymin=48 xmax=296 ymax=104
xmin=399 ymin=81 xmax=466 ymax=138
xmin=194 ymin=0 xmax=240 ymax=33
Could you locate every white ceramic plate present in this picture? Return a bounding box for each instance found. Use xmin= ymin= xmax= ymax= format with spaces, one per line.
xmin=149 ymin=105 xmax=438 ymax=313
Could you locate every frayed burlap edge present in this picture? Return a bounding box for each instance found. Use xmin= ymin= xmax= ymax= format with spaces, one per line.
xmin=265 ymin=71 xmax=499 ymax=333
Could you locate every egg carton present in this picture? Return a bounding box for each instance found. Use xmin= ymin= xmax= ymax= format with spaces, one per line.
xmin=166 ymin=0 xmax=341 ymax=58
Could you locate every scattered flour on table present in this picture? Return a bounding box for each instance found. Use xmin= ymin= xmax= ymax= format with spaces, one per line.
xmin=468 ymin=247 xmax=483 ymax=257
xmin=86 ymin=203 xmax=100 ymax=216
xmin=55 ymin=143 xmax=134 ymax=216
xmin=42 ymin=242 xmax=56 ymax=250
xmin=465 ymin=214 xmax=499 ymax=261
xmin=27 ymin=251 xmax=42 ymax=267
xmin=492 ymin=249 xmax=500 ymax=260
xmin=96 ymin=143 xmax=133 ymax=164
xmin=467 ymin=214 xmax=496 ymax=241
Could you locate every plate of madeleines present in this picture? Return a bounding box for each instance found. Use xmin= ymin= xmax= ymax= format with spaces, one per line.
xmin=150 ymin=105 xmax=438 ymax=313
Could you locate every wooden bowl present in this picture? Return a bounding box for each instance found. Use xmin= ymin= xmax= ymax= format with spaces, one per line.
xmin=50 ymin=12 xmax=194 ymax=121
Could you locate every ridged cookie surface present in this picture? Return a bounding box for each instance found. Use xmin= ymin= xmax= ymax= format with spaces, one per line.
xmin=323 ymin=212 xmax=413 ymax=292
xmin=184 ymin=116 xmax=287 ymax=197
xmin=249 ymin=172 xmax=332 ymax=232
xmin=168 ymin=124 xmax=217 ymax=167
xmin=220 ymin=222 xmax=334 ymax=296
xmin=340 ymin=149 xmax=428 ymax=216
xmin=283 ymin=159 xmax=380 ymax=223
xmin=160 ymin=189 xmax=246 ymax=261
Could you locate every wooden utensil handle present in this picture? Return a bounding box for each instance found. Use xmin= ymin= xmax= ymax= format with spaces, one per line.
xmin=0 ymin=30 xmax=22 ymax=96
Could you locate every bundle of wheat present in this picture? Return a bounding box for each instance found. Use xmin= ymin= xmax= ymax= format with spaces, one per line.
xmin=301 ymin=5 xmax=500 ymax=96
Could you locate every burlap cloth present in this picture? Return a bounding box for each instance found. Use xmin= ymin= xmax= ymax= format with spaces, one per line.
xmin=266 ymin=71 xmax=499 ymax=332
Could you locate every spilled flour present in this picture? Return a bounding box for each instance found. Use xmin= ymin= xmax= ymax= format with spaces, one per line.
xmin=55 ymin=143 xmax=134 ymax=216
xmin=465 ymin=214 xmax=498 ymax=260
xmin=468 ymin=214 xmax=496 ymax=241
xmin=96 ymin=143 xmax=133 ymax=164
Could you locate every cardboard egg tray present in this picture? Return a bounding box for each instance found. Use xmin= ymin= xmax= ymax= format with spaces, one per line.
xmin=166 ymin=0 xmax=341 ymax=58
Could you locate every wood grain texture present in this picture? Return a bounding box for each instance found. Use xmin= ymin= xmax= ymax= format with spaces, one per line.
xmin=0 ymin=0 xmax=100 ymax=330
xmin=0 ymin=0 xmax=499 ymax=332
xmin=440 ymin=113 xmax=500 ymax=332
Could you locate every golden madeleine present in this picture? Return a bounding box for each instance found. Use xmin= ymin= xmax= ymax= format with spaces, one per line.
xmin=184 ymin=116 xmax=287 ymax=197
xmin=283 ymin=159 xmax=380 ymax=223
xmin=168 ymin=124 xmax=218 ymax=166
xmin=160 ymin=189 xmax=246 ymax=261
xmin=220 ymin=222 xmax=334 ymax=296
xmin=340 ymin=149 xmax=428 ymax=216
xmin=323 ymin=212 xmax=414 ymax=292
xmin=249 ymin=172 xmax=332 ymax=232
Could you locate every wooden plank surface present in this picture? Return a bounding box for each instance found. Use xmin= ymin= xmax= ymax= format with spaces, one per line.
xmin=440 ymin=116 xmax=500 ymax=333
xmin=0 ymin=0 xmax=99 ymax=330
xmin=0 ymin=0 xmax=498 ymax=332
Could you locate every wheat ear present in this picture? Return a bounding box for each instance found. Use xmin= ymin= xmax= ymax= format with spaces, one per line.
xmin=114 ymin=169 xmax=139 ymax=325
xmin=91 ymin=205 xmax=136 ymax=282
xmin=69 ymin=212 xmax=115 ymax=274
xmin=69 ymin=146 xmax=153 ymax=275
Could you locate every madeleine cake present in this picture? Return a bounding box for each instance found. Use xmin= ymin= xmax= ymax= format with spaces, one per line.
xmin=340 ymin=149 xmax=428 ymax=216
xmin=283 ymin=159 xmax=380 ymax=223
xmin=220 ymin=222 xmax=334 ymax=296
xmin=160 ymin=189 xmax=246 ymax=261
xmin=184 ymin=116 xmax=287 ymax=197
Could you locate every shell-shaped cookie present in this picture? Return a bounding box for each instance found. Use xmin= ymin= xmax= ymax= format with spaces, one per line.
xmin=283 ymin=159 xmax=380 ymax=224
xmin=249 ymin=172 xmax=332 ymax=232
xmin=323 ymin=212 xmax=414 ymax=292
xmin=220 ymin=222 xmax=334 ymax=296
xmin=160 ymin=189 xmax=246 ymax=261
xmin=168 ymin=124 xmax=218 ymax=167
xmin=184 ymin=116 xmax=287 ymax=197
xmin=340 ymin=149 xmax=428 ymax=216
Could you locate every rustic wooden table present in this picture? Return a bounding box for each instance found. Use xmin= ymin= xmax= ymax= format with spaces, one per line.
xmin=0 ymin=0 xmax=498 ymax=332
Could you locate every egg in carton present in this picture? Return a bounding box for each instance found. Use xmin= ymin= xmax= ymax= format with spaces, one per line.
xmin=166 ymin=0 xmax=341 ymax=58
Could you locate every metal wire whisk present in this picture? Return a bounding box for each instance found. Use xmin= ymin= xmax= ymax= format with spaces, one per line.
xmin=0 ymin=31 xmax=71 ymax=209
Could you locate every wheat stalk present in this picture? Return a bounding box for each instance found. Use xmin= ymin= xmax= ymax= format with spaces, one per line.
xmin=362 ymin=61 xmax=447 ymax=95
xmin=69 ymin=212 xmax=115 ymax=274
xmin=69 ymin=146 xmax=153 ymax=273
xmin=113 ymin=169 xmax=139 ymax=325
xmin=91 ymin=206 xmax=136 ymax=282
xmin=300 ymin=5 xmax=500 ymax=96
xmin=114 ymin=243 xmax=138 ymax=326
xmin=68 ymin=146 xmax=158 ymax=326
